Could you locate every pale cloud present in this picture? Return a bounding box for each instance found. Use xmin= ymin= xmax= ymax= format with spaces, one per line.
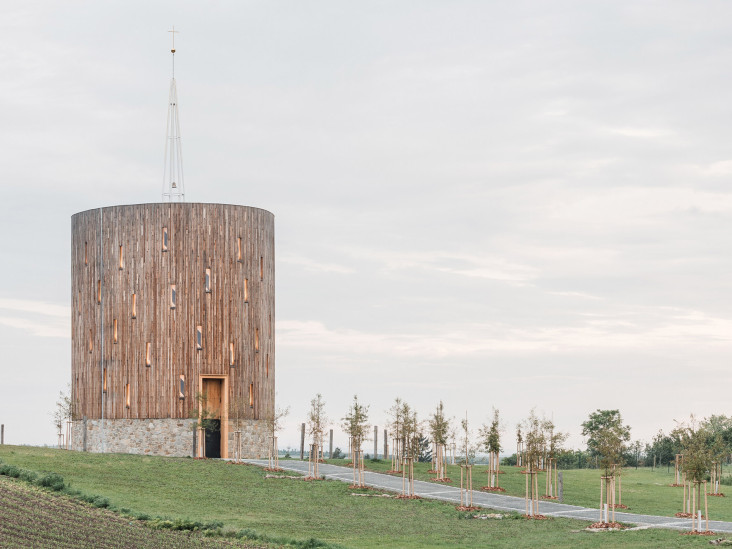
xmin=605 ymin=127 xmax=674 ymax=139
xmin=364 ymin=250 xmax=539 ymax=284
xmin=278 ymin=307 xmax=732 ymax=361
xmin=547 ymin=291 xmax=603 ymax=301
xmin=0 ymin=316 xmax=69 ymax=339
xmin=279 ymin=254 xmax=354 ymax=274
xmin=0 ymin=298 xmax=69 ymax=318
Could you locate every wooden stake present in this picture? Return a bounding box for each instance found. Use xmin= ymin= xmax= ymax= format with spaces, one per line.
xmin=600 ymin=477 xmax=604 ymax=523
xmin=705 ymin=481 xmax=709 ymax=532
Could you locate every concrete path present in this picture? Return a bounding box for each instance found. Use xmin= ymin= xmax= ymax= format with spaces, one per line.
xmin=246 ymin=459 xmax=732 ymax=534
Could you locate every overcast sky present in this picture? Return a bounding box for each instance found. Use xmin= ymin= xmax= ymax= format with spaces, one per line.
xmin=2 ymin=1 xmax=731 ymax=453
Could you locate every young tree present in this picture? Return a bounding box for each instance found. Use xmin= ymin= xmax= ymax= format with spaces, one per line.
xmin=386 ymin=397 xmax=405 ymax=464
xmin=403 ymin=405 xmax=421 ymax=459
xmin=581 ymin=409 xmax=631 ymax=471
xmin=522 ymin=410 xmax=546 ymax=516
xmin=459 ymin=413 xmax=476 ymax=465
xmin=189 ymin=391 xmax=219 ymax=458
xmin=229 ymin=395 xmax=251 ymax=462
xmin=671 ymin=417 xmax=712 ymax=484
xmin=307 ymin=393 xmax=328 ymax=453
xmin=479 ymin=408 xmax=502 ymax=488
xmin=428 ymin=401 xmax=451 ymax=446
xmin=341 ymin=394 xmax=370 ymax=455
xmin=264 ymin=405 xmax=290 ymax=438
xmin=582 ymin=409 xmax=630 ymax=524
xmin=52 ymin=383 xmax=79 ymax=447
xmin=672 ymin=416 xmax=713 ymax=528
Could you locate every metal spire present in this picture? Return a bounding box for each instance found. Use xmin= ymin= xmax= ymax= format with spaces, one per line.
xmin=163 ymin=26 xmax=185 ymax=202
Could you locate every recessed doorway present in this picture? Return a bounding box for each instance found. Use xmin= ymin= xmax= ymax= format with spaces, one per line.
xmin=201 ymin=377 xmax=227 ymax=458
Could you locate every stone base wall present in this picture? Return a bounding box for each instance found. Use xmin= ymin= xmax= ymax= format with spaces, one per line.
xmin=71 ymin=418 xmax=269 ymax=459
xmin=227 ymin=419 xmax=269 ymax=459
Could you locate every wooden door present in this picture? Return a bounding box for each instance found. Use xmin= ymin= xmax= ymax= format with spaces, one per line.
xmin=203 ymin=379 xmax=222 ymax=419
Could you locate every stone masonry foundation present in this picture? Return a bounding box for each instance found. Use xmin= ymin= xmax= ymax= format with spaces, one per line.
xmin=72 ymin=418 xmax=269 ymax=458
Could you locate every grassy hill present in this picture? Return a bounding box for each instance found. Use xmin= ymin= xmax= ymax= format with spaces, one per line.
xmin=0 ymin=445 xmax=722 ymax=548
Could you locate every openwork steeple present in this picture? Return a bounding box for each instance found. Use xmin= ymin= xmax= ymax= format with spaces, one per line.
xmin=163 ymin=26 xmax=185 ymax=202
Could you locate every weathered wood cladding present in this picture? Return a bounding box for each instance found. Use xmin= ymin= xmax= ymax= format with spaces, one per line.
xmin=71 ymin=203 xmax=275 ymax=423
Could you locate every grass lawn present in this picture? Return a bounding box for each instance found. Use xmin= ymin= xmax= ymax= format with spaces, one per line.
xmin=0 ymin=445 xmax=725 ymax=548
xmin=324 ymin=457 xmax=732 ymax=521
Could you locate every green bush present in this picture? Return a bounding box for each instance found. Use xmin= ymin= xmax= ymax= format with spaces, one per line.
xmin=148 ymin=517 xmax=223 ymax=531
xmin=37 ymin=472 xmax=65 ymax=491
xmin=0 ymin=464 xmax=21 ymax=478
xmin=18 ymin=470 xmax=38 ymax=483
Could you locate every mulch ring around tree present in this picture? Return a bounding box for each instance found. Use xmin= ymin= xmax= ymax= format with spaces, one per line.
xmin=540 ymin=495 xmax=557 ymax=500
xmin=523 ymin=514 xmax=549 ymax=520
xmin=396 ymin=495 xmax=422 ymax=500
xmin=431 ymin=478 xmax=452 ymax=483
xmin=262 ymin=467 xmax=284 ymax=472
xmin=680 ymin=530 xmax=716 ymax=536
xmin=455 ymin=505 xmax=480 ymax=511
xmin=348 ymin=484 xmax=371 ymax=490
xmin=669 ymin=483 xmax=685 ymax=487
xmin=709 ymin=493 xmax=726 ymax=497
xmin=586 ymin=522 xmax=626 ymax=530
xmin=609 ymin=503 xmax=628 ymax=509
xmin=675 ymin=513 xmax=706 ymax=519
xmin=480 ymin=486 xmax=506 ymax=492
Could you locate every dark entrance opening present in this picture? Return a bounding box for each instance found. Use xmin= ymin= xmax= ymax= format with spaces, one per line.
xmin=205 ymin=420 xmax=221 ymax=458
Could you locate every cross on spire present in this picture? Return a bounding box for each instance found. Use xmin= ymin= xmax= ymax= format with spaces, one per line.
xmin=162 ymin=27 xmax=185 ymax=202
xmin=168 ymin=26 xmax=179 ymax=53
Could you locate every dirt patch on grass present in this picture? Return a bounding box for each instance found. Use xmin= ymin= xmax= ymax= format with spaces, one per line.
xmin=587 ymin=522 xmax=625 ymax=530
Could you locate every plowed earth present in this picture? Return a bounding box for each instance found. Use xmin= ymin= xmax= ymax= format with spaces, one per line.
xmin=0 ymin=477 xmax=265 ymax=549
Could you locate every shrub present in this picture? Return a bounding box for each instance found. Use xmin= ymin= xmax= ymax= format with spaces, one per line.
xmin=37 ymin=472 xmax=65 ymax=491
xmin=19 ymin=470 xmax=38 ymax=483
xmin=79 ymin=494 xmax=110 ymax=508
xmin=0 ymin=464 xmax=21 ymax=478
xmin=148 ymin=517 xmax=223 ymax=531
xmin=331 ymin=447 xmax=345 ymax=459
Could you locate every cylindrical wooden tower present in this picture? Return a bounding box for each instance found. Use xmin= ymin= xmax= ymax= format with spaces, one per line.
xmin=70 ymin=203 xmax=274 ymax=458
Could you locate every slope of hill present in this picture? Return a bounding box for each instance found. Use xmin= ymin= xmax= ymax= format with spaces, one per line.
xmin=0 ymin=476 xmax=265 ymax=549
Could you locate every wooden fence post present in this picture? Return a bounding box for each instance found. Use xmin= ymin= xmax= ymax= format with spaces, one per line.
xmin=300 ymin=423 xmax=305 ymax=460
xmin=374 ymin=426 xmax=378 ymax=459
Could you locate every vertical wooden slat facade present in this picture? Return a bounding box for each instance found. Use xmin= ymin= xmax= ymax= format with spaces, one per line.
xmin=71 ymin=203 xmax=275 ymax=432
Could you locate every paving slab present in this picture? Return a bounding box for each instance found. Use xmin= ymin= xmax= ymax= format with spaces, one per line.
xmin=245 ymin=459 xmax=732 ymax=533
